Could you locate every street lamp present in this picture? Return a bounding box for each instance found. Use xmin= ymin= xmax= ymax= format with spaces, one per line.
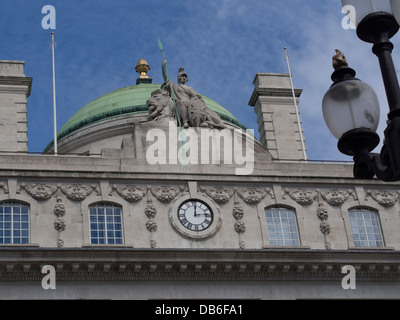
xmin=323 ymin=0 xmax=400 ymax=181
xmin=390 ymin=0 xmax=400 ymax=25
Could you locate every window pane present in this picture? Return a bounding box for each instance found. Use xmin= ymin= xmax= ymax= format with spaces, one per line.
xmin=265 ymin=207 xmax=300 ymax=246
xmin=89 ymin=203 xmax=123 ymax=245
xmin=0 ymin=202 xmax=29 ymax=245
xmin=349 ymin=209 xmax=384 ymax=248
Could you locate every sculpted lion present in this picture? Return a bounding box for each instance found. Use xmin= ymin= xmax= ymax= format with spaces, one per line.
xmin=147 ymin=89 xmax=175 ymax=121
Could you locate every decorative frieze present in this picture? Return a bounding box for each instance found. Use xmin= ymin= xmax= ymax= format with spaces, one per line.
xmin=19 ymin=183 xmax=58 ymax=201
xmin=18 ymin=183 xmax=101 ymax=202
xmin=60 ymin=184 xmax=99 ymax=202
xmin=365 ymin=190 xmax=399 ymax=207
xmin=150 ymin=186 xmax=183 ymax=203
xmin=283 ymin=188 xmax=318 ymax=206
xmin=283 ymin=187 xmax=359 ymax=209
xmin=198 ymin=186 xmax=234 ymax=204
xmin=111 ymin=185 xmax=146 ymax=203
xmin=320 ymin=189 xmax=356 ymax=206
xmin=236 ymin=187 xmax=270 ymax=205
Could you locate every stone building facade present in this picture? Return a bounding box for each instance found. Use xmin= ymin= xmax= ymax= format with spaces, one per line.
xmin=0 ymin=60 xmax=399 ymax=300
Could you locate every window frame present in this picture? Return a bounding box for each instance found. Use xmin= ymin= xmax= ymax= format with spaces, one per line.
xmin=348 ymin=208 xmax=384 ymax=248
xmin=264 ymin=206 xmax=301 ymax=247
xmin=0 ymin=201 xmax=30 ymax=245
xmin=89 ymin=202 xmax=124 ymax=245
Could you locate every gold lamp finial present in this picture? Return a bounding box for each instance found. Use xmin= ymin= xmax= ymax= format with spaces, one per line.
xmin=135 ymin=59 xmax=150 ymax=78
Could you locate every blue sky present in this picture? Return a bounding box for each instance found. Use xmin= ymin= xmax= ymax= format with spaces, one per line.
xmin=0 ymin=0 xmax=397 ymax=161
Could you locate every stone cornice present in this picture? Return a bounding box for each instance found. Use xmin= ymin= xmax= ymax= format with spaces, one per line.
xmin=0 ymin=156 xmax=360 ymax=181
xmin=248 ymin=88 xmax=303 ymax=106
xmin=0 ymin=76 xmax=32 ymax=97
xmin=0 ymin=248 xmax=399 ymax=282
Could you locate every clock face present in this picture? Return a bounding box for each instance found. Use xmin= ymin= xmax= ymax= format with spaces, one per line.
xmin=178 ymin=200 xmax=214 ymax=231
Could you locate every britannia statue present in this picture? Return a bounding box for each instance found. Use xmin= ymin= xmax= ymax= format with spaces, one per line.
xmin=146 ymin=43 xmax=226 ymax=129
xmin=159 ymin=60 xmax=226 ymax=129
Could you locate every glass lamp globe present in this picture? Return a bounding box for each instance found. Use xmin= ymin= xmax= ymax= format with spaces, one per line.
xmin=322 ymin=79 xmax=380 ymax=140
xmin=391 ymin=0 xmax=400 ymax=25
xmin=342 ymin=0 xmax=393 ymax=26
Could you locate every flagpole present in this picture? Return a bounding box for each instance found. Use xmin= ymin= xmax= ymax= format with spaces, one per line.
xmin=284 ymin=47 xmax=307 ymax=162
xmin=158 ymin=38 xmax=186 ymax=166
xmin=158 ymin=38 xmax=182 ymax=129
xmin=51 ymin=32 xmax=58 ymax=155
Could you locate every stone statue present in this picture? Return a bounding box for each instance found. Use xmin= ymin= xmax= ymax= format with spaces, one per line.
xmin=332 ymin=49 xmax=348 ymax=70
xmin=157 ymin=60 xmax=226 ymax=129
xmin=147 ymin=89 xmax=175 ymax=121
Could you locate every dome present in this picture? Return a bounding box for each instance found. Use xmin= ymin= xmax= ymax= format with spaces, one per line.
xmin=43 ymin=83 xmax=246 ymax=153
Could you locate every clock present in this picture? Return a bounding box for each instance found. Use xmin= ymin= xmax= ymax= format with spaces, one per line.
xmin=178 ymin=200 xmax=213 ymax=231
xmin=169 ymin=195 xmax=222 ymax=240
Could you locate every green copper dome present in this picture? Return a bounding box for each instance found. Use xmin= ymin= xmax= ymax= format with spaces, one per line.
xmin=44 ymin=83 xmax=245 ymax=153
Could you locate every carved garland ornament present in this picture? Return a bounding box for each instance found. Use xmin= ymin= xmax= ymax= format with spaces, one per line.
xmin=198 ymin=186 xmax=234 ymax=204
xmin=320 ymin=189 xmax=355 ymax=206
xmin=236 ymin=187 xmax=270 ymax=205
xmin=365 ymin=190 xmax=400 ymax=207
xmin=60 ymin=184 xmax=99 ymax=202
xmin=53 ymin=197 xmax=66 ymax=248
xmin=18 ymin=183 xmax=100 ymax=202
xmin=145 ymin=187 xmax=158 ymax=248
xmin=283 ymin=188 xmax=318 ymax=206
xmin=316 ymin=207 xmax=331 ymax=250
xmin=20 ymin=183 xmax=58 ymax=201
xmin=150 ymin=186 xmax=183 ymax=203
xmin=112 ymin=185 xmax=146 ymax=203
xmin=232 ymin=189 xmax=247 ymax=249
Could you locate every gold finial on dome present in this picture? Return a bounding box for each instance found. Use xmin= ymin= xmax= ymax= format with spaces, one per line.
xmin=135 ymin=59 xmax=150 ymax=78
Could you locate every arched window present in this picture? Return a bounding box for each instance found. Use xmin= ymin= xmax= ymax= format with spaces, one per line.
xmin=0 ymin=202 xmax=29 ymax=244
xmin=265 ymin=207 xmax=300 ymax=246
xmin=89 ymin=203 xmax=123 ymax=245
xmin=349 ymin=208 xmax=384 ymax=247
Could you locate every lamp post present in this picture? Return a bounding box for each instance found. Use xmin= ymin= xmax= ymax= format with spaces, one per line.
xmin=323 ymin=0 xmax=400 ymax=181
